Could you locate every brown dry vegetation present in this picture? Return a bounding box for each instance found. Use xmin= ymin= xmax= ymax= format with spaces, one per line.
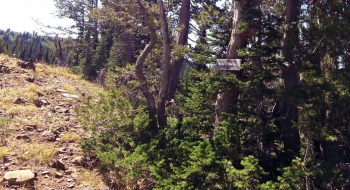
xmin=0 ymin=54 xmax=109 ymax=189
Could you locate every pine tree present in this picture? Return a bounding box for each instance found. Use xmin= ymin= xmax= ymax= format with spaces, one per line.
xmin=0 ymin=37 xmax=5 ymax=54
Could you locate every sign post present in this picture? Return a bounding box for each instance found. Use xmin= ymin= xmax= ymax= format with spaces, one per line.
xmin=214 ymin=59 xmax=242 ymax=71
xmin=213 ymin=59 xmax=242 ymax=137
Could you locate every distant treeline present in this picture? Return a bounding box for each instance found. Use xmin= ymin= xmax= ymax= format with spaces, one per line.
xmin=0 ymin=24 xmax=148 ymax=81
xmin=0 ymin=29 xmax=63 ymax=64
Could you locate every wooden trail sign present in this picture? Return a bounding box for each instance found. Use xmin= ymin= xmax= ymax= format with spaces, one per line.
xmin=215 ymin=59 xmax=241 ymax=71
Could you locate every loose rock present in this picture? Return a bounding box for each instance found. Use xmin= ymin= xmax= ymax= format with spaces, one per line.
xmin=33 ymin=99 xmax=49 ymax=107
xmin=62 ymin=93 xmax=79 ymax=99
xmin=55 ymin=172 xmax=63 ymax=178
xmin=13 ymin=97 xmax=26 ymax=105
xmin=17 ymin=61 xmax=35 ymax=71
xmin=71 ymin=156 xmax=85 ymax=166
xmin=52 ymin=160 xmax=66 ymax=170
xmin=16 ymin=134 xmax=30 ymax=140
xmin=57 ymin=147 xmax=68 ymax=154
xmin=41 ymin=171 xmax=50 ymax=175
xmin=68 ymin=184 xmax=75 ymax=188
xmin=26 ymin=125 xmax=36 ymax=131
xmin=56 ymin=89 xmax=67 ymax=93
xmin=26 ymin=77 xmax=35 ymax=83
xmin=3 ymin=169 xmax=35 ymax=185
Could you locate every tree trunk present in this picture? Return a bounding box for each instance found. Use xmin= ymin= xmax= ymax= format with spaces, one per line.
xmin=92 ymin=0 xmax=99 ymax=50
xmin=280 ymin=0 xmax=300 ymax=154
xmin=167 ymin=0 xmax=191 ymax=100
xmin=135 ymin=0 xmax=158 ymax=129
xmin=157 ymin=0 xmax=172 ymax=128
xmin=214 ymin=1 xmax=252 ymax=130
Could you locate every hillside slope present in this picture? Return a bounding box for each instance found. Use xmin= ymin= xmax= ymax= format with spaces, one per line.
xmin=0 ymin=54 xmax=109 ymax=189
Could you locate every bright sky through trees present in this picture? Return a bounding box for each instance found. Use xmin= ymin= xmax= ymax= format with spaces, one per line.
xmin=0 ymin=0 xmax=73 ymax=36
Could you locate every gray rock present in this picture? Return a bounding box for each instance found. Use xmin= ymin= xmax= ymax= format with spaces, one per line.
xmin=52 ymin=160 xmax=66 ymax=170
xmin=55 ymin=172 xmax=63 ymax=178
xmin=41 ymin=130 xmax=52 ymax=136
xmin=47 ymin=135 xmax=58 ymax=142
xmin=17 ymin=61 xmax=35 ymax=71
xmin=71 ymin=156 xmax=85 ymax=166
xmin=16 ymin=134 xmax=30 ymax=140
xmin=33 ymin=99 xmax=49 ymax=107
xmin=56 ymin=108 xmax=67 ymax=113
xmin=26 ymin=77 xmax=35 ymax=83
xmin=9 ymin=185 xmax=20 ymax=189
xmin=68 ymin=184 xmax=75 ymax=188
xmin=64 ymin=170 xmax=73 ymax=175
xmin=36 ymin=128 xmax=44 ymax=132
xmin=3 ymin=169 xmax=35 ymax=185
xmin=62 ymin=93 xmax=79 ymax=99
xmin=26 ymin=125 xmax=36 ymax=131
xmin=41 ymin=171 xmax=50 ymax=175
xmin=56 ymin=89 xmax=67 ymax=93
xmin=57 ymin=147 xmax=68 ymax=154
xmin=42 ymin=130 xmax=59 ymax=142
xmin=54 ymin=127 xmax=65 ymax=134
xmin=13 ymin=97 xmax=26 ymax=105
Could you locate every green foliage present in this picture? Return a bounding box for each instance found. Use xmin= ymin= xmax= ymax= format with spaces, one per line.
xmin=0 ymin=117 xmax=11 ymax=146
xmin=0 ymin=37 xmax=6 ymax=54
xmin=267 ymin=157 xmax=308 ymax=189
xmin=93 ymin=37 xmax=108 ymax=73
xmin=71 ymin=0 xmax=350 ymax=189
xmin=77 ymin=87 xmax=153 ymax=188
xmin=77 ymin=89 xmax=148 ymax=134
xmin=0 ymin=29 xmax=57 ymax=63
xmin=226 ymin=155 xmax=267 ymax=189
xmin=171 ymin=45 xmax=190 ymax=61
xmin=107 ymin=40 xmax=124 ymax=70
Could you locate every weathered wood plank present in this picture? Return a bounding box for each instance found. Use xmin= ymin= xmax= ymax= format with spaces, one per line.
xmin=215 ymin=59 xmax=241 ymax=71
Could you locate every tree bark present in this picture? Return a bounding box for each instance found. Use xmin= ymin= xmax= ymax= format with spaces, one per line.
xmin=157 ymin=0 xmax=172 ymax=128
xmin=280 ymin=0 xmax=300 ymax=154
xmin=167 ymin=0 xmax=191 ymax=100
xmin=214 ymin=1 xmax=252 ymax=130
xmin=135 ymin=0 xmax=158 ymax=129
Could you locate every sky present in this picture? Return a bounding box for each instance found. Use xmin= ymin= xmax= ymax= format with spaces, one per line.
xmin=0 ymin=0 xmax=74 ymax=36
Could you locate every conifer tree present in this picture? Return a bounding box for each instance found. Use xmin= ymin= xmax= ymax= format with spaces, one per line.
xmin=0 ymin=37 xmax=5 ymax=54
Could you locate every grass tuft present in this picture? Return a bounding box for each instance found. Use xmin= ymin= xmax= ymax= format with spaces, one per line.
xmin=18 ymin=143 xmax=57 ymax=164
xmin=60 ymin=133 xmax=81 ymax=142
xmin=62 ymin=83 xmax=76 ymax=94
xmin=0 ymin=147 xmax=10 ymax=158
xmin=78 ymin=169 xmax=105 ymax=189
xmin=7 ymin=105 xmax=38 ymax=117
xmin=36 ymin=63 xmax=78 ymax=79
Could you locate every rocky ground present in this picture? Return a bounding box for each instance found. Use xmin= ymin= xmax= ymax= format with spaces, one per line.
xmin=0 ymin=54 xmax=109 ymax=189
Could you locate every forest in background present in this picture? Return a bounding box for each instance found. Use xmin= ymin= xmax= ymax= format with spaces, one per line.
xmin=0 ymin=29 xmax=67 ymax=64
xmin=2 ymin=0 xmax=350 ymax=189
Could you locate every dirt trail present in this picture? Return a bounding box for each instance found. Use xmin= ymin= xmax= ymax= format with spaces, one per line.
xmin=0 ymin=54 xmax=109 ymax=189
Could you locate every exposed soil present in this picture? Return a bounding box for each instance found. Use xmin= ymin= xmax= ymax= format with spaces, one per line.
xmin=0 ymin=54 xmax=109 ymax=189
